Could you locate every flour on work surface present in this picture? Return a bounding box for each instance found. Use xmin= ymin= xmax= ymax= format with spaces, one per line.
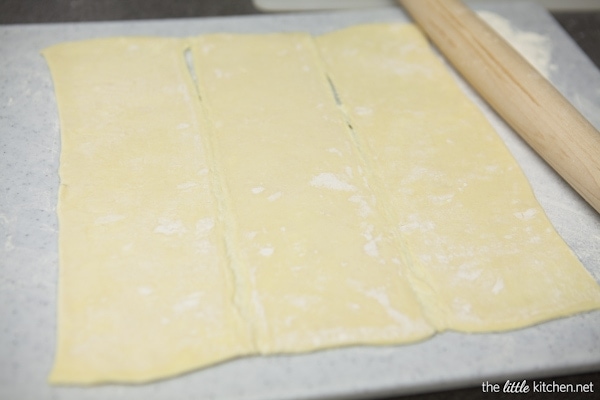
xmin=477 ymin=11 xmax=555 ymax=79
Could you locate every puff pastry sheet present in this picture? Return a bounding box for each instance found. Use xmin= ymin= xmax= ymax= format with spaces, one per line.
xmin=43 ymin=24 xmax=600 ymax=384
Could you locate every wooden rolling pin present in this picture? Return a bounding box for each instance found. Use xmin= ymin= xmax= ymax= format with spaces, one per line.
xmin=398 ymin=0 xmax=600 ymax=214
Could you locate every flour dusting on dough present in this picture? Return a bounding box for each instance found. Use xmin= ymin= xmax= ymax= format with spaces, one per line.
xmin=267 ymin=192 xmax=282 ymax=202
xmin=364 ymin=240 xmax=380 ymax=258
xmin=250 ymin=268 xmax=267 ymax=323
xmin=196 ymin=217 xmax=215 ymax=234
xmin=456 ymin=263 xmax=483 ymax=281
xmin=349 ymin=281 xmax=414 ymax=326
xmin=361 ymin=224 xmax=381 ymax=257
xmin=427 ymin=193 xmax=454 ymax=205
xmin=310 ymin=173 xmax=356 ymax=191
xmin=354 ymin=106 xmax=373 ymax=116
xmin=349 ymin=194 xmax=372 ymax=217
xmin=399 ymin=214 xmax=436 ymax=233
xmin=452 ymin=298 xmax=473 ymax=317
xmin=492 ymin=278 xmax=505 ymax=295
xmin=173 ymin=292 xmax=203 ymax=314
xmin=137 ymin=286 xmax=153 ymax=296
xmin=259 ymin=246 xmax=274 ymax=257
xmin=177 ymin=181 xmax=197 ymax=190
xmin=195 ymin=239 xmax=213 ymax=255
xmin=327 ymin=147 xmax=343 ymax=156
xmin=246 ymin=231 xmax=258 ymax=240
xmin=344 ymin=166 xmax=353 ymax=178
xmin=514 ymin=208 xmax=538 ymax=221
xmin=154 ymin=219 xmax=187 ymax=235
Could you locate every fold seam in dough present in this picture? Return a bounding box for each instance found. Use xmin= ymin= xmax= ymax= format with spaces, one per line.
xmin=311 ymin=36 xmax=441 ymax=330
xmin=183 ymin=41 xmax=260 ymax=350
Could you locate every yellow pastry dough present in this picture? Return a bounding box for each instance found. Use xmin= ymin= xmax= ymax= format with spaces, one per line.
xmin=44 ymin=38 xmax=253 ymax=383
xmin=316 ymin=24 xmax=600 ymax=331
xmin=190 ymin=33 xmax=434 ymax=354
xmin=43 ymin=24 xmax=600 ymax=384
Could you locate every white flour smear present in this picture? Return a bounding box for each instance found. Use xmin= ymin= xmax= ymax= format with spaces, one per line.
xmin=477 ymin=11 xmax=555 ymax=79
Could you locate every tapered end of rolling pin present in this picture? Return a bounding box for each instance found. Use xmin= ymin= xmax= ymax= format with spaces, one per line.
xmin=398 ymin=0 xmax=600 ymax=214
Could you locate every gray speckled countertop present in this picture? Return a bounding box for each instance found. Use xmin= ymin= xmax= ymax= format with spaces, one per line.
xmin=1 ymin=3 xmax=599 ymax=400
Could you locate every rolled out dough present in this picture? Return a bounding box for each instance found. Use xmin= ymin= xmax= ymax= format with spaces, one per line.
xmin=190 ymin=32 xmax=433 ymax=355
xmin=44 ymin=38 xmax=253 ymax=383
xmin=43 ymin=24 xmax=600 ymax=384
xmin=316 ymin=24 xmax=600 ymax=331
